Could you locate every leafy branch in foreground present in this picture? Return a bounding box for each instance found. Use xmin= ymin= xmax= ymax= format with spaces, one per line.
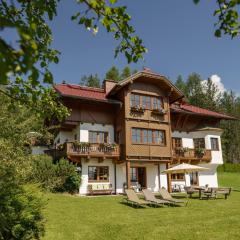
xmin=72 ymin=0 xmax=147 ymax=63
xmin=0 ymin=0 xmax=146 ymax=120
xmin=194 ymin=0 xmax=240 ymax=38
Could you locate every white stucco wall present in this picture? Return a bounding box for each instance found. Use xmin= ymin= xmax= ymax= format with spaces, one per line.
xmin=198 ymin=164 xmax=219 ymax=187
xmin=32 ymin=146 xmax=48 ymax=155
xmin=79 ymin=159 xmax=115 ymax=195
xmin=159 ymin=163 xmax=168 ymax=189
xmin=173 ymin=130 xmax=223 ymax=165
xmin=54 ymin=123 xmax=115 ymax=145
xmin=54 ymin=131 xmax=75 ymax=144
xmin=172 ymin=131 xmax=194 ymax=148
xmin=80 ymin=123 xmax=115 ymax=143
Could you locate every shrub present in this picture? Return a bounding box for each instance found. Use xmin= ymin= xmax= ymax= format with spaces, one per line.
xmin=218 ymin=163 xmax=240 ymax=172
xmin=0 ymin=149 xmax=45 ymax=240
xmin=30 ymin=155 xmax=81 ymax=194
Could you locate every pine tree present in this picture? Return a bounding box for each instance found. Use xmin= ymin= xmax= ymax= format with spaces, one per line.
xmin=120 ymin=66 xmax=131 ymax=80
xmin=80 ymin=74 xmax=100 ymax=88
xmin=105 ymin=66 xmax=120 ymax=81
xmin=175 ymin=75 xmax=186 ymax=95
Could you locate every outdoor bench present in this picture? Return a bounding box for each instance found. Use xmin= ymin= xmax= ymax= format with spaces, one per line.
xmin=88 ymin=183 xmax=112 ymax=195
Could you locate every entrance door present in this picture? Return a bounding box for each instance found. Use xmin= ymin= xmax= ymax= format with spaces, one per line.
xmin=130 ymin=167 xmax=147 ymax=188
xmin=137 ymin=167 xmax=146 ymax=188
xmin=190 ymin=172 xmax=199 ymax=186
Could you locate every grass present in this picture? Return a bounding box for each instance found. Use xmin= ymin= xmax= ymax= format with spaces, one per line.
xmin=43 ymin=172 xmax=240 ymax=240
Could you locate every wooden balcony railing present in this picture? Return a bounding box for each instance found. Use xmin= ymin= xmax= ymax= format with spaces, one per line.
xmin=65 ymin=142 xmax=120 ymax=157
xmin=173 ymin=148 xmax=212 ymax=162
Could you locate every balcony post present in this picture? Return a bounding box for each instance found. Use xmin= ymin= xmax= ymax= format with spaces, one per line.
xmin=126 ymin=160 xmax=131 ymax=189
xmin=166 ymin=162 xmax=172 ymax=193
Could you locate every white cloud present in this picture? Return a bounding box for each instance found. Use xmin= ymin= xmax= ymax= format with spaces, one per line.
xmin=202 ymin=74 xmax=226 ymax=94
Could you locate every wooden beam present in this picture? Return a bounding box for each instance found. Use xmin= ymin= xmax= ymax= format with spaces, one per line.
xmin=126 ymin=161 xmax=131 ymax=189
xmin=166 ymin=162 xmax=172 ymax=193
xmin=175 ymin=114 xmax=183 ymax=130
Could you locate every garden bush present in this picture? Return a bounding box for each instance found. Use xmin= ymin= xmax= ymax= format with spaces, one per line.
xmin=217 ymin=163 xmax=240 ymax=172
xmin=0 ymin=140 xmax=45 ymax=240
xmin=30 ymin=155 xmax=81 ymax=194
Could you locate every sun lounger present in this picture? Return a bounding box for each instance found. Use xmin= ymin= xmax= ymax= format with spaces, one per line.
xmin=159 ymin=188 xmax=188 ymax=206
xmin=142 ymin=189 xmax=171 ymax=206
xmin=124 ymin=189 xmax=150 ymax=207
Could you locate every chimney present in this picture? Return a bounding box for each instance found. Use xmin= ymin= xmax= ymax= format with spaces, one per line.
xmin=103 ymin=79 xmax=117 ymax=94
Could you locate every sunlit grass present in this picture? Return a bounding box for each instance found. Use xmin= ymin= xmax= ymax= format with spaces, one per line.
xmin=43 ymin=172 xmax=240 ymax=240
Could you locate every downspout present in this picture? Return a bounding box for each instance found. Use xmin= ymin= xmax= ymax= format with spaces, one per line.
xmin=158 ymin=163 xmax=161 ymax=189
xmin=114 ymin=162 xmax=117 ymax=194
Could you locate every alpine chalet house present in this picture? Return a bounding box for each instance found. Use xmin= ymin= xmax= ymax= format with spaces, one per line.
xmin=50 ymin=69 xmax=234 ymax=195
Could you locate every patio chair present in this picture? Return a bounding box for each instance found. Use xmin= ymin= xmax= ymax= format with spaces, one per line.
xmin=124 ymin=189 xmax=150 ymax=207
xmin=199 ymin=187 xmax=217 ymax=200
xmin=142 ymin=189 xmax=171 ymax=206
xmin=159 ymin=188 xmax=188 ymax=206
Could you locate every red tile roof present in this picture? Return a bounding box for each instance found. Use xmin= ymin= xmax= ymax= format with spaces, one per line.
xmin=171 ymin=103 xmax=236 ymax=120
xmin=54 ymin=84 xmax=235 ymax=120
xmin=54 ymin=84 xmax=107 ymax=101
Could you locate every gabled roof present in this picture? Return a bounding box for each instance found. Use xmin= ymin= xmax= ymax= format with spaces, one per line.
xmin=107 ymin=69 xmax=184 ymax=103
xmin=171 ymin=102 xmax=236 ymax=120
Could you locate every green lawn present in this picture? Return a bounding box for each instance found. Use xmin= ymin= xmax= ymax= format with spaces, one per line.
xmin=43 ymin=172 xmax=240 ymax=240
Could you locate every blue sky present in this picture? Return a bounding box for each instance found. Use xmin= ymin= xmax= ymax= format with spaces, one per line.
xmin=5 ymin=0 xmax=240 ymax=93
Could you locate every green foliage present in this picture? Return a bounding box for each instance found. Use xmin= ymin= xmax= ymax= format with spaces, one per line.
xmin=72 ymin=0 xmax=147 ymax=63
xmin=80 ymin=74 xmax=101 ymax=88
xmin=105 ymin=66 xmax=120 ymax=81
xmin=0 ymin=1 xmax=146 ymax=120
xmin=105 ymin=65 xmax=137 ymax=81
xmin=217 ymin=163 xmax=240 ymax=172
xmin=30 ymin=155 xmax=81 ymax=194
xmin=194 ymin=0 xmax=240 ymax=38
xmin=0 ymin=140 xmax=45 ymax=240
xmin=0 ymin=92 xmax=54 ymax=149
xmin=120 ymin=66 xmax=131 ymax=79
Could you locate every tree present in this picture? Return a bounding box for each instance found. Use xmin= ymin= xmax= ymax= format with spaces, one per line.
xmin=175 ymin=75 xmax=186 ymax=95
xmin=120 ymin=66 xmax=131 ymax=79
xmin=105 ymin=66 xmax=120 ymax=81
xmin=0 ymin=140 xmax=45 ymax=240
xmin=80 ymin=74 xmax=101 ymax=88
xmin=0 ymin=0 xmax=146 ymax=119
xmin=194 ymin=0 xmax=240 ymax=38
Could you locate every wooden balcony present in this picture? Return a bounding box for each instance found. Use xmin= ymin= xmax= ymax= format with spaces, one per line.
xmin=65 ymin=142 xmax=120 ymax=159
xmin=172 ymin=148 xmax=212 ymax=163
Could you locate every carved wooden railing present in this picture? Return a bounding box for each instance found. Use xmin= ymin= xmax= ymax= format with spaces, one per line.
xmin=65 ymin=142 xmax=120 ymax=156
xmin=173 ymin=148 xmax=212 ymax=161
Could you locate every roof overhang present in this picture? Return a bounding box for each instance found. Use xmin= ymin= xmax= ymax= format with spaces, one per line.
xmin=107 ymin=71 xmax=184 ymax=103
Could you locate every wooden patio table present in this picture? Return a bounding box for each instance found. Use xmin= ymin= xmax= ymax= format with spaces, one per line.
xmin=192 ymin=186 xmax=206 ymax=199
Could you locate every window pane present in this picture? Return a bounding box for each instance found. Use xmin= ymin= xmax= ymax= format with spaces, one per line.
xmin=89 ymin=131 xmax=97 ymax=143
xmin=142 ymin=96 xmax=151 ymax=109
xmin=152 ymin=97 xmax=163 ymax=110
xmin=130 ymin=168 xmax=137 ymax=182
xmin=99 ymin=166 xmax=109 ymax=181
xmin=148 ymin=130 xmax=152 ymax=143
xmin=131 ymin=94 xmax=140 ymax=107
xmin=154 ymin=130 xmax=165 ymax=144
xmin=143 ymin=129 xmax=148 ymax=143
xmin=88 ymin=167 xmax=97 ymax=181
xmin=194 ymin=138 xmax=205 ymax=148
xmin=211 ymin=138 xmax=219 ymax=151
